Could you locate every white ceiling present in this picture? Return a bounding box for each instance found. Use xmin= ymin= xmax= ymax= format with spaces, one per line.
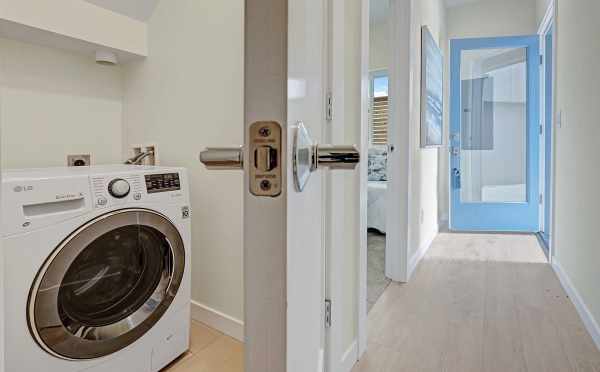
xmin=83 ymin=0 xmax=160 ymax=21
xmin=86 ymin=0 xmax=484 ymax=23
xmin=371 ymin=0 xmax=484 ymax=23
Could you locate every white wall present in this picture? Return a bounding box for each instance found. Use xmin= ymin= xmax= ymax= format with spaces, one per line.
xmin=122 ymin=0 xmax=245 ymax=327
xmin=439 ymin=0 xmax=538 ymax=222
xmin=408 ymin=0 xmax=446 ymax=270
xmin=447 ymin=0 xmax=538 ymax=38
xmin=553 ymin=0 xmax=600 ymax=347
xmin=0 ymin=97 xmax=3 ymax=372
xmin=0 ymin=42 xmax=4 ymax=372
xmin=370 ymin=7 xmax=390 ymax=71
xmin=0 ymin=37 xmax=124 ymax=169
xmin=536 ymin=0 xmax=552 ymax=26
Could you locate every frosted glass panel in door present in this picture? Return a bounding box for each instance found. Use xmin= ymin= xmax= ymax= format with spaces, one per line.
xmin=459 ymin=47 xmax=527 ymax=203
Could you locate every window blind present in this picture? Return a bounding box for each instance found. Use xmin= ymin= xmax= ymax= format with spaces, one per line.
xmin=371 ymin=96 xmax=388 ymax=145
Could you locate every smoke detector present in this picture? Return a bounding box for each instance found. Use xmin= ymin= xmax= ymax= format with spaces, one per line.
xmin=95 ymin=50 xmax=118 ymax=66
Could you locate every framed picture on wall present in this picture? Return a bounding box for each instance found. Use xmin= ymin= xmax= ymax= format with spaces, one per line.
xmin=420 ymin=25 xmax=444 ymax=148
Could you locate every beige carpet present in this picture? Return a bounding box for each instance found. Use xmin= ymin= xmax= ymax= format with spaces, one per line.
xmin=368 ymin=230 xmax=391 ymax=312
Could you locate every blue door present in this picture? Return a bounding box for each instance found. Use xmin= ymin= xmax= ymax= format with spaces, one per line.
xmin=450 ymin=36 xmax=540 ymax=232
xmin=541 ymin=28 xmax=553 ymax=245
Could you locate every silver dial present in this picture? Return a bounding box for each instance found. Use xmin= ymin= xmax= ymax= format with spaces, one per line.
xmin=108 ymin=179 xmax=130 ymax=198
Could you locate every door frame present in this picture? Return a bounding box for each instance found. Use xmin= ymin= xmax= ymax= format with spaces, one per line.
xmin=449 ymin=35 xmax=541 ymax=232
xmin=325 ymin=0 xmax=370 ymax=367
xmin=538 ymin=0 xmax=556 ymax=260
xmin=358 ymin=0 xmax=369 ymax=358
xmin=324 ymin=0 xmax=362 ymax=370
xmin=356 ymin=0 xmax=415 ymax=360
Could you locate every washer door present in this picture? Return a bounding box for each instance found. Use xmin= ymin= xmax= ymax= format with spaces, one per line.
xmin=28 ymin=209 xmax=185 ymax=360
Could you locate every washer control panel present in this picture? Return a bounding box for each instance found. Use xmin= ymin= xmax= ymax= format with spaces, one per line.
xmin=92 ymin=174 xmax=144 ymax=208
xmin=91 ymin=171 xmax=184 ymax=209
xmin=145 ymin=173 xmax=181 ymax=194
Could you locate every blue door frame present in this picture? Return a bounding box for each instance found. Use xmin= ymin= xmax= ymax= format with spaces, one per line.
xmin=450 ymin=35 xmax=540 ymax=232
xmin=541 ymin=28 xmax=553 ymax=245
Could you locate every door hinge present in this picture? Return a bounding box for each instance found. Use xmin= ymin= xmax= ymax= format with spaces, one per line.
xmin=326 ymin=92 xmax=333 ymax=122
xmin=540 ymin=54 xmax=544 ymax=65
xmin=540 ymin=124 xmax=543 ymax=135
xmin=324 ymin=299 xmax=332 ymax=328
xmin=539 ymin=193 xmax=543 ymax=204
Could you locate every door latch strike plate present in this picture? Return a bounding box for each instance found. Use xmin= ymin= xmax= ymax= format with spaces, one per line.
xmin=249 ymin=121 xmax=282 ymax=197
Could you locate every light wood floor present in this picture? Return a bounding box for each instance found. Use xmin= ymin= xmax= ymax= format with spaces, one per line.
xmin=353 ymin=233 xmax=600 ymax=372
xmin=163 ymin=320 xmax=244 ymax=372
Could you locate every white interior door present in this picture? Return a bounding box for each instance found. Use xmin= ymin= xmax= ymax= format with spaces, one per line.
xmin=200 ymin=1 xmax=359 ymax=371
xmin=286 ymin=0 xmax=327 ymax=371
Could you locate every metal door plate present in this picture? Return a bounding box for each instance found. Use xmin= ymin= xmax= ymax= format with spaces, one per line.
xmin=249 ymin=121 xmax=282 ymax=197
xmin=293 ymin=122 xmax=315 ymax=192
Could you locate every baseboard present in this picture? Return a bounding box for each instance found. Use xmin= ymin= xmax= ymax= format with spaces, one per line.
xmin=318 ymin=348 xmax=325 ymax=372
xmin=339 ymin=340 xmax=358 ymax=372
xmin=552 ymin=260 xmax=600 ymax=351
xmin=439 ymin=218 xmax=449 ymax=231
xmin=408 ymin=225 xmax=439 ymax=279
xmin=190 ymin=300 xmax=244 ymax=342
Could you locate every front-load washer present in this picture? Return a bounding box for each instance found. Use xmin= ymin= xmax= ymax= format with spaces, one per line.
xmin=1 ymin=165 xmax=191 ymax=372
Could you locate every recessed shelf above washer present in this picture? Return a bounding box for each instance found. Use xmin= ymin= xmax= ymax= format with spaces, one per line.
xmin=0 ymin=0 xmax=148 ymax=62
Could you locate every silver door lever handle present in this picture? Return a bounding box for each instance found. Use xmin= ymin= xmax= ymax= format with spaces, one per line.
xmin=199 ymin=147 xmax=244 ymax=170
xmin=314 ymin=145 xmax=360 ymax=170
xmin=294 ymin=122 xmax=360 ymax=191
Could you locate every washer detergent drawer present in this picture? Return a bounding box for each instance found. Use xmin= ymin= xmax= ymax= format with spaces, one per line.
xmin=2 ymin=175 xmax=92 ymax=236
xmin=151 ymin=323 xmax=190 ymax=371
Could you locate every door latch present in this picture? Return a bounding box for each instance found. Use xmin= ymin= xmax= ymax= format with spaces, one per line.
xmin=198 ymin=121 xmax=283 ymax=198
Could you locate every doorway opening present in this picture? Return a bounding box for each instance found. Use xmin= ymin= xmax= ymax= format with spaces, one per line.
xmin=357 ymin=0 xmax=561 ymax=366
xmin=366 ymin=0 xmax=391 ymax=312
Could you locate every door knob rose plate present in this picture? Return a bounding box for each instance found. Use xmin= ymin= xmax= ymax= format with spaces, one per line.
xmin=293 ymin=121 xmax=360 ymax=192
xmin=293 ymin=122 xmax=315 ymax=192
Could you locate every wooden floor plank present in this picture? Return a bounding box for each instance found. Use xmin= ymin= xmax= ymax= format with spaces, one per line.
xmin=355 ymin=233 xmax=600 ymax=372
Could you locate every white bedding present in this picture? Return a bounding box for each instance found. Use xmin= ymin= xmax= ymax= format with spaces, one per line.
xmin=367 ymin=181 xmax=387 ymax=233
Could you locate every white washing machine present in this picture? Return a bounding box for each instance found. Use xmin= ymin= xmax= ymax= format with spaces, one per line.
xmin=1 ymin=165 xmax=191 ymax=372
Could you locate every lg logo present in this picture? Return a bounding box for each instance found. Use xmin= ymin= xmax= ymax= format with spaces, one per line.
xmin=13 ymin=185 xmax=33 ymax=192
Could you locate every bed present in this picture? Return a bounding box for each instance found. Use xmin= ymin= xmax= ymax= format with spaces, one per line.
xmin=368 ymin=181 xmax=387 ymax=233
xmin=367 ymin=147 xmax=388 ymax=234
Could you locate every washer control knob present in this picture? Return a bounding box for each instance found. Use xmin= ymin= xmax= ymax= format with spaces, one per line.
xmin=108 ymin=178 xmax=130 ymax=198
xmin=96 ymin=196 xmax=108 ymax=206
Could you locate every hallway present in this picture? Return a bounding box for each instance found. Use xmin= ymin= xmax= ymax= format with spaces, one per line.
xmin=353 ymin=233 xmax=600 ymax=372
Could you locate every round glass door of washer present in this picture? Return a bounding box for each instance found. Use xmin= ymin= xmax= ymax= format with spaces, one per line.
xmin=28 ymin=209 xmax=185 ymax=360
